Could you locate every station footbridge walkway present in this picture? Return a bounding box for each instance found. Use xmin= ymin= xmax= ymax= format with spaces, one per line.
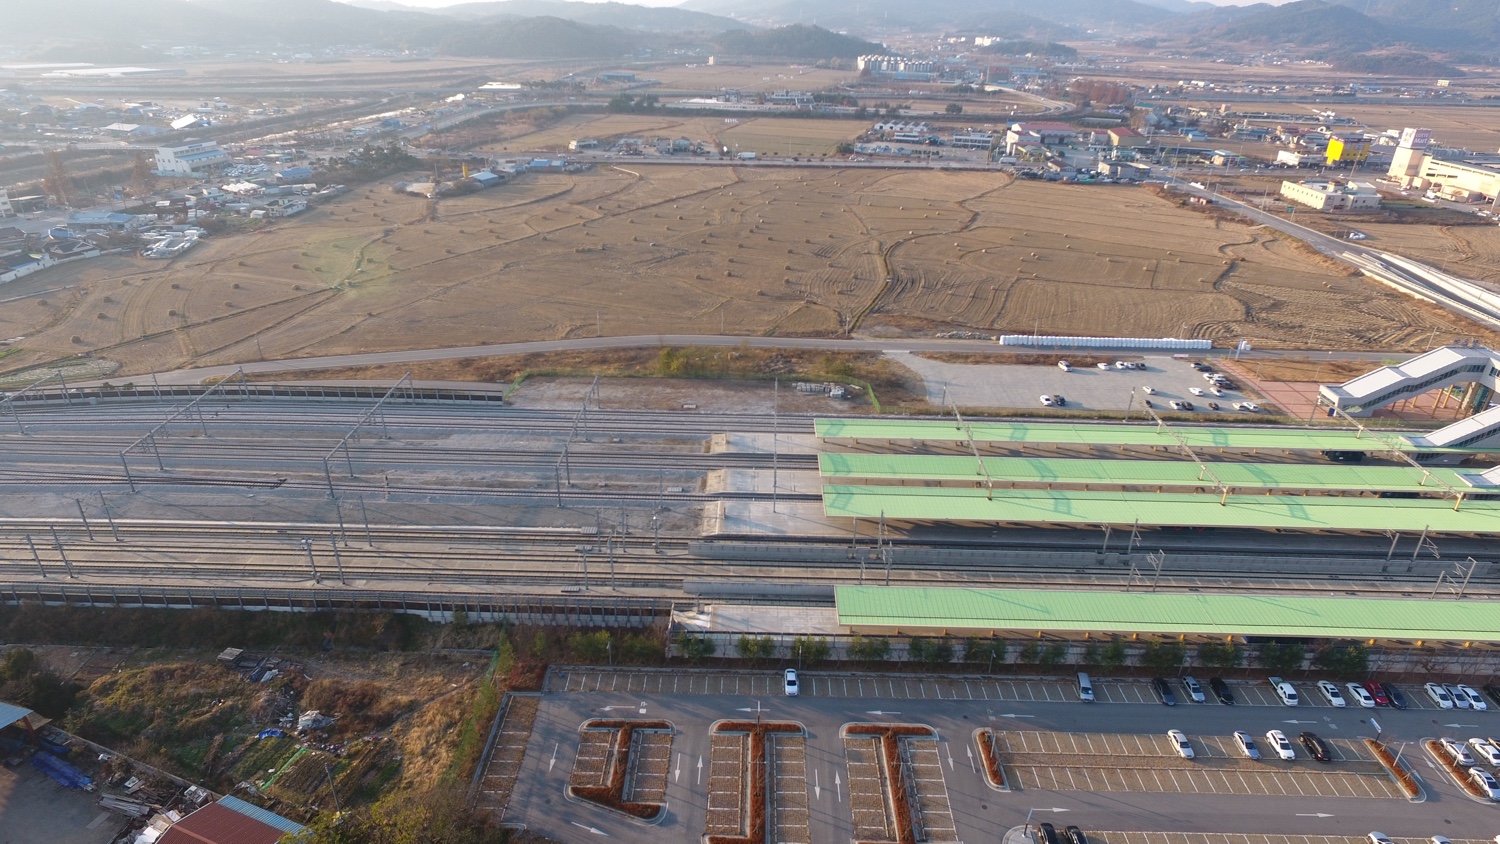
xmin=1318 ymin=345 xmax=1500 ymax=449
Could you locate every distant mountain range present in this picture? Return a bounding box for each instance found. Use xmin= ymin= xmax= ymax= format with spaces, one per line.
xmin=0 ymin=0 xmax=1492 ymax=70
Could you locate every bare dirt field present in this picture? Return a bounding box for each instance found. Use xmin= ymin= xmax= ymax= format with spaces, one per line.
xmin=0 ymin=164 xmax=1490 ymax=380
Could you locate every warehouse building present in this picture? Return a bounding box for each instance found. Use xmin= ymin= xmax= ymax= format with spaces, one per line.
xmin=1280 ymin=179 xmax=1382 ymax=211
xmin=154 ymin=138 xmax=229 ymax=176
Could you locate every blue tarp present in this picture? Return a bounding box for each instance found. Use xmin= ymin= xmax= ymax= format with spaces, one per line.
xmin=256 ymin=729 xmax=287 ymax=739
xmin=32 ymin=751 xmax=92 ymax=789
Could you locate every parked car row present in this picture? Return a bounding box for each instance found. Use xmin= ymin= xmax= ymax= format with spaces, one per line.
xmin=1171 ymin=729 xmax=1332 ymax=762
xmin=1037 ymin=822 xmax=1090 ymax=844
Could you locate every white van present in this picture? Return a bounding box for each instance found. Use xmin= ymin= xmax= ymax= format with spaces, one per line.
xmin=1077 ymin=672 xmax=1095 ymax=702
xmin=1269 ymin=676 xmax=1299 ymax=706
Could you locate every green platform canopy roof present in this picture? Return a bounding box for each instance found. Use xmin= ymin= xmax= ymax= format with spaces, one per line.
xmin=822 ymin=485 xmax=1500 ymax=533
xmin=814 ymin=418 xmax=1478 ymax=453
xmin=818 ymin=454 xmax=1473 ymax=493
xmin=835 ymin=586 xmax=1500 ymax=641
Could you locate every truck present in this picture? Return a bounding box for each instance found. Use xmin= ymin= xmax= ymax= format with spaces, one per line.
xmin=736 ymin=151 xmax=757 ymax=161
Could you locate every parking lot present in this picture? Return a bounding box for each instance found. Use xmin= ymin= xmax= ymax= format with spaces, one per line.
xmin=508 ymin=668 xmax=1500 ymax=844
xmin=992 ymin=729 xmax=1405 ymax=800
xmin=1092 ymin=836 xmax=1487 ymax=844
xmin=892 ymin=352 xmax=1263 ymax=413
xmin=550 ymin=669 xmax=1478 ymax=713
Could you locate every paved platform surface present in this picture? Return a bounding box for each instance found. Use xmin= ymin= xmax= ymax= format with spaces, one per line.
xmin=0 ymin=761 xmax=125 ymax=844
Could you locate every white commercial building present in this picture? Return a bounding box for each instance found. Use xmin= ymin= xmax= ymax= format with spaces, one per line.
xmin=1387 ymin=126 xmax=1500 ymax=204
xmin=154 ymin=138 xmax=229 ymax=176
xmin=0 ymin=188 xmax=13 ymax=218
xmin=1280 ymin=179 xmax=1382 ymax=211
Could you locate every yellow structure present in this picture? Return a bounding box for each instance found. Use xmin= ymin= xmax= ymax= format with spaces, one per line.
xmin=1326 ymin=135 xmax=1370 ymax=165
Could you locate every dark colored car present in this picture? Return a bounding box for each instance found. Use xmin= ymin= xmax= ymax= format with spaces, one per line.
xmin=1039 ymin=823 xmax=1063 ymax=844
xmin=1066 ymin=826 xmax=1089 ymax=844
xmin=1152 ymin=677 xmax=1177 ymax=706
xmin=1209 ymin=677 xmax=1235 ymax=705
xmin=1381 ymin=682 xmax=1408 ymax=710
xmin=1299 ymin=731 xmax=1332 ymax=762
xmin=1484 ymin=685 xmax=1500 ymax=708
xmin=1053 ymin=395 xmax=1067 ymax=407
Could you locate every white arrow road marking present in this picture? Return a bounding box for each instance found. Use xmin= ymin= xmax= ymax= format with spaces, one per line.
xmin=835 ymin=771 xmax=843 ymax=803
xmin=966 ymin=744 xmax=977 ymax=774
xmin=1296 ymin=813 xmax=1335 ymax=818
xmin=675 ymin=752 xmax=681 ymax=783
xmin=946 ymin=743 xmax=955 ymax=771
xmin=1283 ymin=720 xmax=1319 ymax=724
xmin=814 ymin=769 xmax=821 ymax=800
xmin=697 ymin=755 xmax=703 ymax=786
xmin=1444 ymin=724 xmax=1479 ymax=729
xmin=570 ymin=822 xmax=608 ymax=836
xmin=999 ymin=714 xmax=1036 ymax=719
xmin=549 ymin=742 xmax=559 ymax=773
xmin=865 ymin=710 xmax=901 ymax=716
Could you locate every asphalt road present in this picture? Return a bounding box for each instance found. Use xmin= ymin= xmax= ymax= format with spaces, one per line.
xmin=508 ymin=668 xmax=1500 ymax=844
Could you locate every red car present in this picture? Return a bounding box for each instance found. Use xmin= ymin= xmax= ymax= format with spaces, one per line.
xmin=1363 ymin=681 xmax=1390 ymax=707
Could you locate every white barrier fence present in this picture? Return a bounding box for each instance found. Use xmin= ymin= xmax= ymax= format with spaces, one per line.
xmin=998 ymin=335 xmax=1213 ymax=350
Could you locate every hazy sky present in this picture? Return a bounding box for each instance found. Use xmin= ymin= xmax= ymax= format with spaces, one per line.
xmin=340 ymin=0 xmax=1300 ymax=7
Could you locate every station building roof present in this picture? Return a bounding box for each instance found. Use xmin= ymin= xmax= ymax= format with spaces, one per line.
xmin=835 ymin=586 xmax=1500 ymax=642
xmin=821 ymin=484 xmax=1500 ymax=533
xmin=818 ymin=454 xmax=1480 ymax=494
xmin=814 ymin=418 xmax=1475 ymax=453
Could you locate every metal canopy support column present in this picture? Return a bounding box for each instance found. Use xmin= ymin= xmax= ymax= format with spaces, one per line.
xmin=120 ymin=368 xmax=247 ymax=483
xmin=0 ymin=371 xmax=67 ymax=434
xmin=321 ymin=372 xmax=413 ymax=498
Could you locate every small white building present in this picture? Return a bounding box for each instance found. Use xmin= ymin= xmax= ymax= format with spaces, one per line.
xmin=155 ymin=138 xmax=229 ymax=176
xmin=1276 ymin=150 xmax=1316 ymax=167
xmin=1280 ymin=179 xmax=1382 ymax=211
xmin=0 ymin=187 xmax=13 ymax=218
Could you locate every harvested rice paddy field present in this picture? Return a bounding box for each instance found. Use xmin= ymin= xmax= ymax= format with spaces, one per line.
xmin=0 ymin=165 xmax=1487 ymax=379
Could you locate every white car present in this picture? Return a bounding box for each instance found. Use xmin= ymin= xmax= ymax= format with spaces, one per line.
xmin=1114 ymin=361 xmax=1129 ymax=369
xmin=1427 ymin=682 xmax=1456 ymax=709
xmin=1189 ymin=387 xmax=1206 ymax=396
xmin=1469 ymin=737 xmax=1500 ymax=766
xmin=1169 ymin=400 xmax=1187 ymax=411
xmin=1097 ymin=362 xmax=1111 ymax=370
xmin=1233 ymin=730 xmax=1260 ymax=759
xmin=1441 ymin=737 xmax=1476 ymax=766
xmin=1265 ymin=729 xmax=1296 ymax=760
xmin=1447 ymin=684 xmax=1472 ymax=709
xmin=1457 ymin=684 xmax=1488 ymax=711
xmin=1058 ymin=361 xmax=1072 ymax=372
xmin=1233 ymin=401 xmax=1260 ymax=412
xmin=1203 ymin=373 xmax=1221 ymax=381
xmin=1345 ymin=682 xmax=1377 ymax=708
xmin=1471 ymin=767 xmax=1500 ymax=800
xmin=1167 ymin=729 xmax=1194 ymax=759
xmin=1210 ymin=387 xmax=1224 ymax=397
xmin=1181 ymin=676 xmax=1206 ymax=703
xmin=1317 ymin=680 xmax=1346 ymax=707
xmin=783 ymin=668 xmax=799 ymax=696
xmin=1142 ymin=386 xmax=1155 ymax=395
xmin=1040 ymin=395 xmax=1056 ymax=406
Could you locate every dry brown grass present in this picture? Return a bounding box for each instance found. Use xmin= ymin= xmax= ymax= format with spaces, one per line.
xmin=2 ymin=164 xmax=1492 ymax=380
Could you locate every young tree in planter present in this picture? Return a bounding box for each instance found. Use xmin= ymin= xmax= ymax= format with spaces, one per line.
xmin=1141 ymin=641 xmax=1187 ymax=675
xmin=908 ymin=637 xmax=954 ymax=668
xmin=737 ymin=634 xmax=775 ymax=661
xmin=1256 ymin=641 xmax=1306 ymax=674
xmin=848 ymin=635 xmax=891 ymax=663
xmin=675 ymin=633 xmax=716 ymax=663
xmin=963 ymin=638 xmax=1006 ymax=670
xmin=1101 ymin=638 xmax=1130 ymax=671
xmin=1312 ymin=642 xmax=1368 ymax=676
xmin=1039 ymin=642 xmax=1069 ymax=667
xmin=1197 ymin=640 xmax=1243 ymax=670
xmin=791 ymin=636 xmax=831 ymax=665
